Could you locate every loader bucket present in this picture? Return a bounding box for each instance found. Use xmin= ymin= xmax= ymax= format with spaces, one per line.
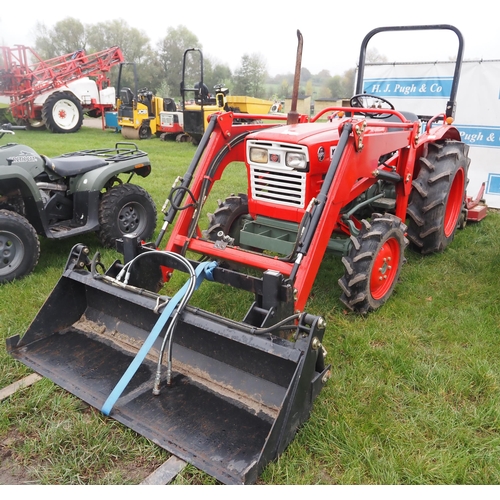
xmin=7 ymin=245 xmax=330 ymax=485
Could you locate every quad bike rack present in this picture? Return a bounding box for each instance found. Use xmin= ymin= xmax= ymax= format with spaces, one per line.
xmin=6 ymin=25 xmax=479 ymax=484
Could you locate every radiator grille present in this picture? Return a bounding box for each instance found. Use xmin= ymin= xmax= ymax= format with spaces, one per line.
xmin=250 ymin=166 xmax=306 ymax=207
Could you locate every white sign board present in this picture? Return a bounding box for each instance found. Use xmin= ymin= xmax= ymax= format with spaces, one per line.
xmin=362 ymin=60 xmax=500 ymax=207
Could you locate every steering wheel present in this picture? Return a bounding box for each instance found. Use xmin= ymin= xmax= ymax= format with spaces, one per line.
xmin=350 ymin=94 xmax=395 ymax=119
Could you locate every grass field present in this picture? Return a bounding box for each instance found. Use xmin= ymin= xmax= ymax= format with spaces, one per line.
xmin=1 ymin=124 xmax=500 ymax=485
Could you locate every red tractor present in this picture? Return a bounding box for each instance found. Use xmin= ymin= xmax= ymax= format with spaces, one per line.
xmin=8 ymin=25 xmax=473 ymax=484
xmin=162 ymin=25 xmax=469 ymax=314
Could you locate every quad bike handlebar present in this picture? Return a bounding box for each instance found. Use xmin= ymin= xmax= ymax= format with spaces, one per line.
xmin=0 ymin=123 xmax=26 ymax=138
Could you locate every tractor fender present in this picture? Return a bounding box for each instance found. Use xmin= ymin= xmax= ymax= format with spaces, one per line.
xmin=420 ymin=123 xmax=462 ymax=144
xmin=33 ymin=87 xmax=72 ymax=106
xmin=70 ymin=158 xmax=152 ymax=193
xmin=416 ymin=124 xmax=463 ymax=160
xmin=33 ymin=78 xmax=100 ymax=107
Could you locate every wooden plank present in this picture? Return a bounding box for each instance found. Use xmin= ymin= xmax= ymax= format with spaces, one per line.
xmin=0 ymin=373 xmax=43 ymax=402
xmin=140 ymin=455 xmax=187 ymax=485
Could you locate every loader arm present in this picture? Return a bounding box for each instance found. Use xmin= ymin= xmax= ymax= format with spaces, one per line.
xmin=290 ymin=121 xmax=417 ymax=310
xmin=165 ymin=112 xmax=418 ymax=312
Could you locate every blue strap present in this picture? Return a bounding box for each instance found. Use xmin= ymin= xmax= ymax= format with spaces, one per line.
xmin=101 ymin=261 xmax=217 ymax=416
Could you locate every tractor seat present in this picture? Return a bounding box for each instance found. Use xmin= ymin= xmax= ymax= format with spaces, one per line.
xmin=43 ymin=154 xmax=108 ymax=177
xmin=382 ymin=111 xmax=419 ymax=130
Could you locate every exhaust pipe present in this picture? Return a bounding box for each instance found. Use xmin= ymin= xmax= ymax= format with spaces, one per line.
xmin=287 ymin=30 xmax=303 ymax=125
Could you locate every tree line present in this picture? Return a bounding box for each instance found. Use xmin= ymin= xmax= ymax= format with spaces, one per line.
xmin=32 ymin=18 xmax=365 ymax=101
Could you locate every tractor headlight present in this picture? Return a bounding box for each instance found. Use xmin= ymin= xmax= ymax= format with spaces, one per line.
xmin=249 ymin=147 xmax=268 ymax=164
xmin=286 ymin=151 xmax=307 ymax=170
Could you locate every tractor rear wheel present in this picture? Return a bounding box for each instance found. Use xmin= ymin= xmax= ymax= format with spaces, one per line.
xmin=0 ymin=210 xmax=40 ymax=283
xmin=407 ymin=140 xmax=470 ymax=254
xmin=42 ymin=91 xmax=84 ymax=133
xmin=204 ymin=194 xmax=249 ymax=246
xmin=338 ymin=213 xmax=408 ymax=314
xmin=98 ymin=184 xmax=157 ymax=248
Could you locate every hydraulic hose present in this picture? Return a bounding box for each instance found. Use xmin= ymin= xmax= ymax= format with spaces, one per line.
xmin=101 ymin=253 xmax=217 ymax=415
xmin=155 ymin=115 xmax=218 ymax=248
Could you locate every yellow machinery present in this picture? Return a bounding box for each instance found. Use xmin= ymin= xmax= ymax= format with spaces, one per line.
xmin=117 ymin=87 xmax=163 ymax=139
xmin=181 ymin=49 xmax=273 ymax=144
xmin=116 ymin=55 xmax=273 ymax=142
xmin=116 ymin=62 xmax=182 ymax=140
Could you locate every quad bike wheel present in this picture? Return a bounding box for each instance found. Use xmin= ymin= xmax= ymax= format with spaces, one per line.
xmin=0 ymin=210 xmax=40 ymax=284
xmin=339 ymin=213 xmax=408 ymax=314
xmin=406 ymin=140 xmax=470 ymax=254
xmin=42 ymin=91 xmax=84 ymax=133
xmin=204 ymin=194 xmax=249 ymax=246
xmin=98 ymin=184 xmax=157 ymax=248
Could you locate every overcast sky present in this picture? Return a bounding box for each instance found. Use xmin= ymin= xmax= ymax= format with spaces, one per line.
xmin=1 ymin=1 xmax=498 ymax=76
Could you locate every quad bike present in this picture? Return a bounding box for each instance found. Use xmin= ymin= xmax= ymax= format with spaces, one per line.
xmin=0 ymin=124 xmax=157 ymax=283
xmin=7 ymin=25 xmax=475 ymax=484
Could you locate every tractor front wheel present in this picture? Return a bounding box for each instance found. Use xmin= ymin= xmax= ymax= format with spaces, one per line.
xmin=204 ymin=194 xmax=249 ymax=246
xmin=339 ymin=213 xmax=408 ymax=314
xmin=407 ymin=140 xmax=470 ymax=254
xmin=0 ymin=210 xmax=40 ymax=284
xmin=98 ymin=184 xmax=157 ymax=248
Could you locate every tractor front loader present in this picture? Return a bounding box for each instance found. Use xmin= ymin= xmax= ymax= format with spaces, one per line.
xmin=7 ymin=25 xmax=471 ymax=484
